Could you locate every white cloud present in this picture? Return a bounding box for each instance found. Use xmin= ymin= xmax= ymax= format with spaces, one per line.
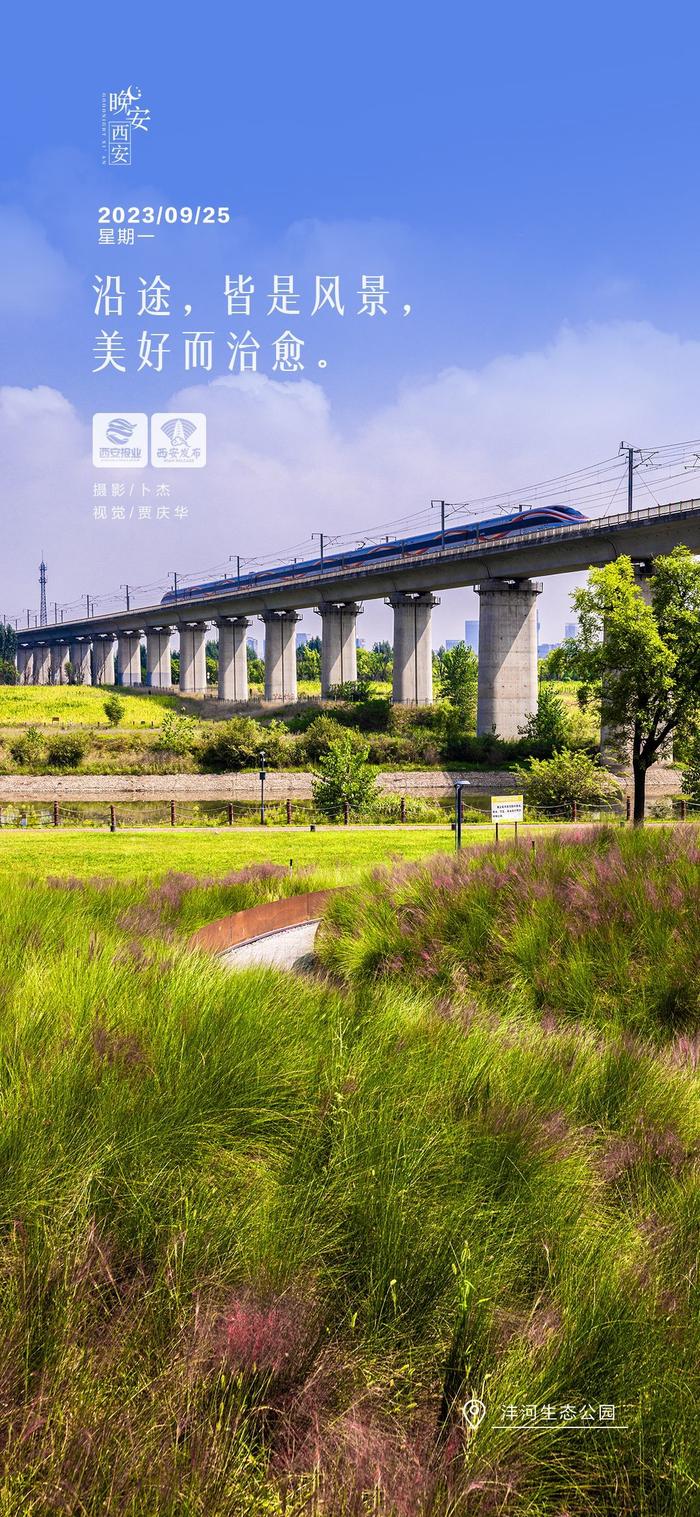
xmin=3 ymin=320 xmax=700 ymax=639
xmin=0 ymin=209 xmax=74 ymax=317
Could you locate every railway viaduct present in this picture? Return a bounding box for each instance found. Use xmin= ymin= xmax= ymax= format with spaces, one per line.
xmin=14 ymin=499 xmax=700 ymax=739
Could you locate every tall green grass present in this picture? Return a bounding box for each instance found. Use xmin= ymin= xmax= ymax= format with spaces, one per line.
xmin=0 ymin=841 xmax=696 ymax=1512
xmin=318 ymin=825 xmax=700 ymax=1042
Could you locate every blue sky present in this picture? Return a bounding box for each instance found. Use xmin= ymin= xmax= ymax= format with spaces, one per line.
xmin=2 ymin=1 xmax=700 ymax=639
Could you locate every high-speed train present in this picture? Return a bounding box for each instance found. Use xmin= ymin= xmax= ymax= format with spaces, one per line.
xmin=160 ymin=503 xmax=587 ymax=605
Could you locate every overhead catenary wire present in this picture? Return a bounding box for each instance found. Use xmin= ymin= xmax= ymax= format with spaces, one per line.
xmin=10 ymin=440 xmax=700 ymax=626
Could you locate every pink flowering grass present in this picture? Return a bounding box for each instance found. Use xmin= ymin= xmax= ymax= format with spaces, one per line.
xmin=317 ymin=825 xmax=700 ymax=1041
xmin=0 ymin=840 xmax=696 ymax=1514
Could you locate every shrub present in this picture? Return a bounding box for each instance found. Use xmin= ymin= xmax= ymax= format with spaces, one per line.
xmin=103 ymin=694 xmax=125 ymax=726
xmin=312 ymin=733 xmax=378 ymax=818
xmin=517 ymin=748 xmax=622 ymax=810
xmin=9 ymin=726 xmax=44 ymax=767
xmin=46 ymin=733 xmax=86 ymax=769
xmin=387 ymin=702 xmax=444 ymax=736
xmin=518 ymin=683 xmax=569 ymax=748
xmin=326 ymin=677 xmax=373 ymax=702
xmin=299 ymin=715 xmax=364 ymax=762
xmin=365 ymin=733 xmax=416 ymax=766
xmin=198 ymin=716 xmax=288 ymax=772
xmin=156 ymin=710 xmax=200 ymax=755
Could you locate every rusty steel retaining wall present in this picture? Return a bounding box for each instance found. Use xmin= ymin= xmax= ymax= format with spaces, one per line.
xmin=190 ymin=889 xmax=340 ymax=956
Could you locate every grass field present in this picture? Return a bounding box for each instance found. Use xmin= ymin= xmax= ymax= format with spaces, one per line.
xmin=0 ymin=829 xmax=696 ymax=1512
xmin=0 ymin=824 xmax=461 ymax=879
xmin=0 ymin=686 xmax=178 ymax=727
xmin=0 ymin=682 xmax=386 ymax=729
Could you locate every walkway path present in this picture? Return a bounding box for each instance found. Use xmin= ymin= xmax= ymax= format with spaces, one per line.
xmin=219 ymin=919 xmax=321 ymax=972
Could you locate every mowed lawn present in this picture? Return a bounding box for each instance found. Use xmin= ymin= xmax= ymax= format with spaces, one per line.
xmin=0 ymin=824 xmax=463 ymax=880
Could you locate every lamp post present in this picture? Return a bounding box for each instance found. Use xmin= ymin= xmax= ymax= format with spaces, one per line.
xmin=453 ymin=779 xmax=471 ymax=851
xmin=259 ymin=749 xmax=267 ymax=826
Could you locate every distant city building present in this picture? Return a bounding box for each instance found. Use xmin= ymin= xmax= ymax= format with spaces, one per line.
xmin=464 ymin=619 xmax=479 ymax=652
xmin=564 ymin=621 xmax=577 ymax=640
xmin=356 ymin=637 xmax=366 ymax=649
xmin=296 ymin=632 xmax=309 ymax=648
xmin=247 ymin=637 xmax=259 ymax=656
xmin=538 ymin=641 xmax=561 ymax=659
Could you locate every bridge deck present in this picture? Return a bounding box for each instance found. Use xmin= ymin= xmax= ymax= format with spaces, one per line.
xmin=19 ymin=497 xmax=700 ymax=643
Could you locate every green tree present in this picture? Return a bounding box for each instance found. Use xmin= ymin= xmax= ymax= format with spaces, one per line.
xmin=312 ymin=732 xmax=377 ymax=820
xmin=435 ymin=642 xmax=478 ymax=715
xmin=518 ymin=682 xmax=568 ymax=749
xmin=247 ymin=646 xmax=264 ymax=685
xmin=569 ymin=549 xmax=700 ymax=823
xmin=517 ymin=749 xmax=621 ymax=812
xmin=356 ymin=647 xmax=377 ymax=685
xmin=103 ymin=694 xmax=125 ymax=726
xmin=369 ymin=640 xmax=393 ymax=680
xmin=0 ymin=659 xmax=18 ymax=685
xmin=538 ymin=641 xmax=578 ymax=681
xmin=0 ymin=623 xmax=17 ymax=665
xmin=297 ymin=642 xmax=321 ymax=681
xmin=205 ymin=639 xmax=219 ymax=687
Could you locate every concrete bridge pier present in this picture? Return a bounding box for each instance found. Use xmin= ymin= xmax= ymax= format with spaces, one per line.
xmin=50 ymin=643 xmax=70 ymax=684
xmin=318 ymin=602 xmax=361 ymax=696
xmin=16 ymin=645 xmax=32 ymax=684
xmin=146 ymin=627 xmax=172 ymax=690
xmin=262 ymin=610 xmax=300 ymax=702
xmin=476 ymin=578 xmax=541 ymax=738
xmin=32 ymin=643 xmax=51 ymax=685
xmin=388 ymin=592 xmax=438 ymax=704
xmin=179 ymin=623 xmax=208 ymax=694
xmin=116 ymin=632 xmax=142 ymax=687
xmin=93 ymin=635 xmax=116 ymax=686
xmin=216 ymin=617 xmax=250 ymax=701
xmin=68 ymin=639 xmax=92 ymax=686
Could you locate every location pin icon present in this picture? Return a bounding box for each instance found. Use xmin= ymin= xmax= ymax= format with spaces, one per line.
xmin=461 ymin=1398 xmax=486 ymax=1431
